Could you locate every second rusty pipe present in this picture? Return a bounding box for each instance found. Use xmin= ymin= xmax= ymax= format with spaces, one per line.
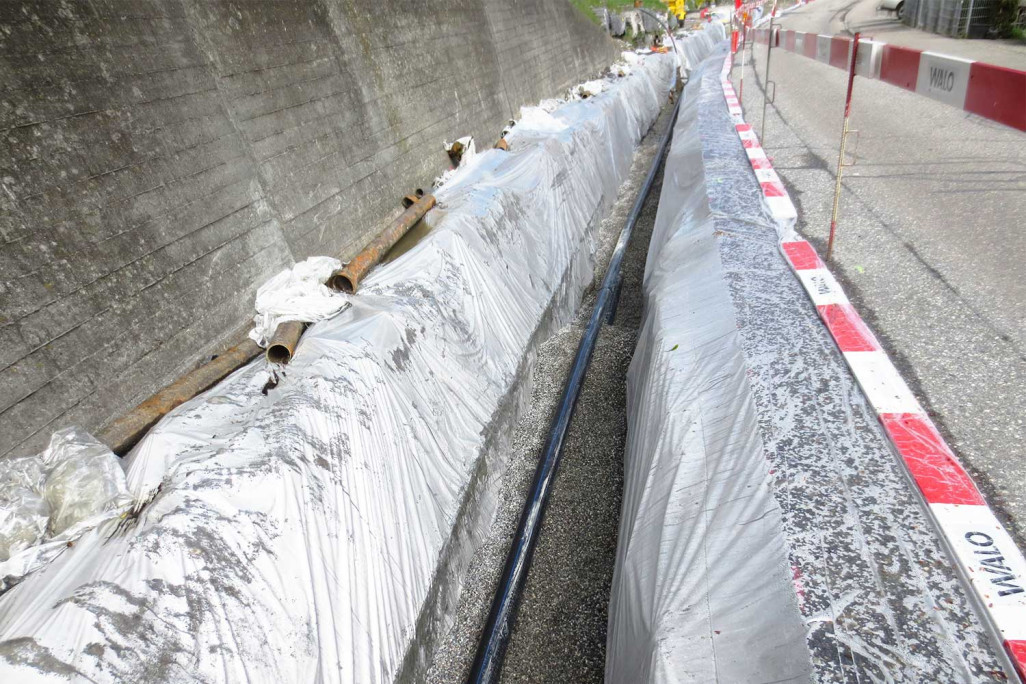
xmin=98 ymin=338 xmax=262 ymax=455
xmin=328 ymin=193 xmax=437 ymax=293
xmin=266 ymin=320 xmax=305 ymax=365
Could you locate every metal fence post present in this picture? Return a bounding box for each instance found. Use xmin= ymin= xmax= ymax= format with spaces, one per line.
xmin=761 ymin=2 xmax=778 ymax=143
xmin=739 ymin=21 xmax=748 ymax=103
xmin=827 ymin=33 xmax=861 ymax=262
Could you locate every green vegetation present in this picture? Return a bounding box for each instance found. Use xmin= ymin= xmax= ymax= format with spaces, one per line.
xmin=570 ymin=0 xmax=678 ymax=25
xmin=990 ymin=0 xmax=1024 ymax=39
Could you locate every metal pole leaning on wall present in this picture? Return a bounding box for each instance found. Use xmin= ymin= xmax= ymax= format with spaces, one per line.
xmin=101 ymin=183 xmax=445 ymax=452
xmin=827 ymin=33 xmax=860 ymax=261
xmin=467 ymin=94 xmax=683 ymax=684
xmin=99 ymin=339 xmax=262 ymax=455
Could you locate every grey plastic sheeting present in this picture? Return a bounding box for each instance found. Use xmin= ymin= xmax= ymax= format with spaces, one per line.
xmin=608 ymin=46 xmax=1008 ymax=682
xmin=606 ymin=42 xmax=812 ymax=684
xmin=672 ymin=23 xmax=727 ymax=77
xmin=0 ymin=54 xmax=675 ymax=683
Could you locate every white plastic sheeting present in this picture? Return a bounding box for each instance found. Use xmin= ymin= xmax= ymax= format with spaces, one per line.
xmin=606 ymin=42 xmax=811 ymax=684
xmin=0 ymin=52 xmax=675 ymax=683
xmin=248 ymin=256 xmax=346 ymax=348
xmin=608 ymin=44 xmax=1007 ymax=682
xmin=0 ymin=459 xmax=46 ymax=561
xmin=575 ymin=79 xmax=606 ymax=98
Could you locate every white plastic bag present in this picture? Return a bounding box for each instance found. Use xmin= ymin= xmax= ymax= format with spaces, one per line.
xmin=249 ymin=256 xmax=346 ymax=347
xmin=0 ymin=456 xmax=48 ymax=562
xmin=0 ymin=428 xmax=130 ymax=569
xmin=41 ymin=428 xmax=131 ymax=537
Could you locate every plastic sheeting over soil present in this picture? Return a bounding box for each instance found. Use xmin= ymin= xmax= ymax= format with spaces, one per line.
xmin=670 ymin=22 xmax=727 ymax=77
xmin=608 ymin=46 xmax=1008 ymax=682
xmin=607 ymin=42 xmax=811 ymax=684
xmin=0 ymin=54 xmax=675 ymax=683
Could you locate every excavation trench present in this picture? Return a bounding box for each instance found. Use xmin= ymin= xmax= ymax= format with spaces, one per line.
xmin=425 ymin=94 xmax=677 ymax=684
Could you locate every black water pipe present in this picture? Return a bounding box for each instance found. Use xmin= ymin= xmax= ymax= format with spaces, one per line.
xmin=605 ymin=86 xmax=679 ymax=324
xmin=466 ymin=93 xmax=682 ymax=684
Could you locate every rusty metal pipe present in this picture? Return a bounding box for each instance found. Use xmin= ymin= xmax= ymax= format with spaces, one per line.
xmin=402 ymin=187 xmax=425 ymax=209
xmin=98 ymin=338 xmax=262 ymax=455
xmin=265 ymin=320 xmax=305 ymax=365
xmin=102 ymin=188 xmax=438 ymax=452
xmin=328 ymin=193 xmax=437 ymax=293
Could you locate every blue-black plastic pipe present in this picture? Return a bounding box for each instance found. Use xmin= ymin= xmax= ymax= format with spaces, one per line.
xmin=466 ymin=93 xmax=681 ymax=684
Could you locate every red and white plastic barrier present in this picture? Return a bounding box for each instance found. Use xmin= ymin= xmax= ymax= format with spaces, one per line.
xmin=720 ymin=53 xmax=1026 ymax=681
xmin=748 ymin=28 xmax=1026 ymax=131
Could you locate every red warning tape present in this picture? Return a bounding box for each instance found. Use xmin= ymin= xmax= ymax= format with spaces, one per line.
xmin=748 ymin=27 xmax=1026 ymax=131
xmin=720 ymin=53 xmax=1026 ymax=681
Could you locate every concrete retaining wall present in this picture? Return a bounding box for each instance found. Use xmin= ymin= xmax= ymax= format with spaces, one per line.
xmin=0 ymin=0 xmax=619 ymax=458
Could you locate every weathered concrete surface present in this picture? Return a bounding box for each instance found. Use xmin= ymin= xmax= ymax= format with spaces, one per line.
xmin=0 ymin=0 xmax=619 ymax=458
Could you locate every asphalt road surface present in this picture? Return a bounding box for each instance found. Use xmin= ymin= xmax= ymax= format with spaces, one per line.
xmin=733 ymin=0 xmax=1026 ymax=553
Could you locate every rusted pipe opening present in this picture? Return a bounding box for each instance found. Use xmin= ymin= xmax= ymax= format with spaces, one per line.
xmin=401 ymin=188 xmax=425 ymax=208
xmin=266 ymin=343 xmax=292 ymax=365
xmin=266 ymin=320 xmax=305 ymax=365
xmin=328 ymin=272 xmax=356 ymax=293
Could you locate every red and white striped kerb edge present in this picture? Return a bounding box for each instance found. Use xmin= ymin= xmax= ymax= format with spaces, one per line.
xmin=749 ymin=27 xmax=1026 ymax=132
xmin=721 ymin=53 xmax=1026 ymax=681
xmin=719 ymin=58 xmax=798 ymax=222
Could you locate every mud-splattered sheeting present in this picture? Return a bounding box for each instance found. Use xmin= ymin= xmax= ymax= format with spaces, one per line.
xmin=607 ymin=42 xmax=811 ymax=684
xmin=608 ymin=45 xmax=1007 ymax=682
